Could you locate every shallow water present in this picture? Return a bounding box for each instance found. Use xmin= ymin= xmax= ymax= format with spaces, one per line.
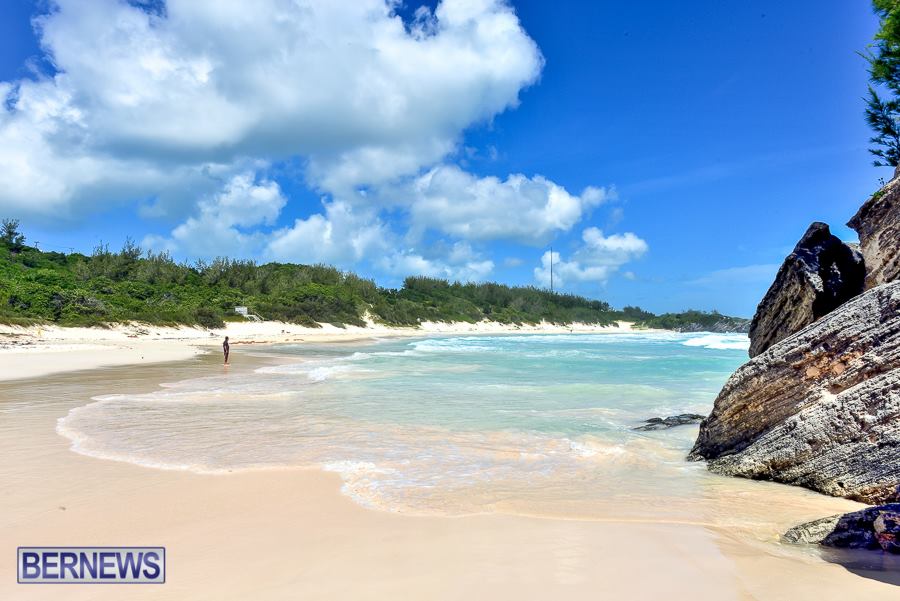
xmin=57 ymin=332 xmax=863 ymax=536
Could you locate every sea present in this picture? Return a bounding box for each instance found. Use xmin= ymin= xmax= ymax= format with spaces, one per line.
xmin=58 ymin=331 xmax=848 ymax=534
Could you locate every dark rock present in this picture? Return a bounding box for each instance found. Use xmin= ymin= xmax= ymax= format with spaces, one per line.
xmin=689 ymin=281 xmax=900 ymax=504
xmin=748 ymin=222 xmax=865 ymax=358
xmin=785 ymin=505 xmax=900 ymax=553
xmin=821 ymin=506 xmax=888 ymax=550
xmin=634 ymin=413 xmax=705 ymax=431
xmin=849 ymin=180 xmax=900 ymax=289
xmin=875 ymin=512 xmax=900 ymax=553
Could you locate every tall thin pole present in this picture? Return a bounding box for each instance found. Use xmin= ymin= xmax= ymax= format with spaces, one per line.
xmin=550 ymin=246 xmax=553 ymax=293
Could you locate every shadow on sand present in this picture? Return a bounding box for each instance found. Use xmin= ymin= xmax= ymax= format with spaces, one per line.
xmin=820 ymin=548 xmax=900 ymax=586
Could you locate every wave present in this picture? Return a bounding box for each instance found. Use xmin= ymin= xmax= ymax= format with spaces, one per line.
xmin=410 ymin=338 xmax=495 ymax=353
xmin=57 ymin=395 xmax=643 ymax=515
xmin=681 ymin=334 xmax=750 ymax=351
xmin=255 ymin=361 xmax=368 ymax=381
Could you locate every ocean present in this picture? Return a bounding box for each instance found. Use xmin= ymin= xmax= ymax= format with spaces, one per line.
xmin=58 ymin=331 xmax=834 ymax=531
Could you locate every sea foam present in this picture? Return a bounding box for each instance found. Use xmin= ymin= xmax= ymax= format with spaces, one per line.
xmin=681 ymin=334 xmax=750 ymax=351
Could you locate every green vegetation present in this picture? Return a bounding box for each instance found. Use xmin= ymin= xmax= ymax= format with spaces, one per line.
xmin=634 ymin=310 xmax=749 ymax=332
xmin=865 ymin=0 xmax=900 ymax=166
xmin=0 ymin=221 xmax=747 ymax=331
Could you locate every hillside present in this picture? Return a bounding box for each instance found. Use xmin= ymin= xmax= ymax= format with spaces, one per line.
xmin=0 ymin=227 xmax=748 ymax=331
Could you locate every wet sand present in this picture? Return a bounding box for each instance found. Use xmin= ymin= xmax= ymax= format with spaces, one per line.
xmin=1 ymin=350 xmax=896 ymax=600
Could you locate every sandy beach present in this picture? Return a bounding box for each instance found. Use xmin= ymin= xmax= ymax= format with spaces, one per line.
xmin=1 ymin=329 xmax=897 ymax=600
xmin=0 ymin=319 xmax=646 ymax=382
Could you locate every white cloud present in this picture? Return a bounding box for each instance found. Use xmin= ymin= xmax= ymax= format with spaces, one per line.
xmin=264 ymin=196 xmax=496 ymax=279
xmin=534 ymin=227 xmax=648 ymax=287
xmin=266 ymin=201 xmax=390 ymax=265
xmin=0 ymin=0 xmax=645 ymax=286
xmin=398 ymin=165 xmax=609 ymax=244
xmin=0 ymin=0 xmax=542 ymax=218
xmin=379 ymin=242 xmax=495 ymax=282
xmin=143 ymin=173 xmax=286 ymax=258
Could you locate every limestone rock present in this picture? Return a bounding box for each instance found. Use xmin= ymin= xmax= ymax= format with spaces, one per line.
xmin=783 ymin=514 xmax=842 ymax=545
xmin=748 ymin=222 xmax=865 ymax=357
xmin=849 ymin=180 xmax=900 ymax=289
xmin=633 ymin=414 xmax=705 ymax=431
xmin=784 ymin=504 xmax=900 ymax=553
xmin=689 ymin=281 xmax=900 ymax=504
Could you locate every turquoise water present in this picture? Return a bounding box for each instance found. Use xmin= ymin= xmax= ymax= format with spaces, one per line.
xmin=59 ymin=332 xmax=770 ymax=518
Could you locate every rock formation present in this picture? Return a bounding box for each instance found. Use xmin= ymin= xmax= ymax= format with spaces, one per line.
xmin=784 ymin=504 xmax=900 ymax=553
xmin=689 ymin=281 xmax=900 ymax=504
xmin=633 ymin=414 xmax=705 ymax=431
xmin=783 ymin=514 xmax=843 ymax=545
xmin=849 ymin=178 xmax=900 ymax=289
xmin=747 ymin=222 xmax=865 ymax=357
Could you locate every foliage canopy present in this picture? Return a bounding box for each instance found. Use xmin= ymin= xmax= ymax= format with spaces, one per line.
xmin=866 ymin=1 xmax=900 ymax=166
xmin=0 ymin=223 xmax=747 ymax=331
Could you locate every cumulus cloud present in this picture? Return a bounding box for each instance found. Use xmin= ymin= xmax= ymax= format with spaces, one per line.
xmin=0 ymin=0 xmax=542 ymax=218
xmin=534 ymin=227 xmax=648 ymax=287
xmin=147 ymin=183 xmax=498 ymax=280
xmin=266 ymin=201 xmax=390 ymax=265
xmin=278 ymin=208 xmax=497 ymax=279
xmin=394 ymin=165 xmax=609 ymax=245
xmin=379 ymin=242 xmax=495 ymax=282
xmin=143 ymin=173 xmax=286 ymax=258
xmin=0 ymin=0 xmax=643 ymax=287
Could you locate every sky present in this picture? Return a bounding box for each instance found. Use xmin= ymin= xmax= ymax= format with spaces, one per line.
xmin=0 ymin=0 xmax=887 ymax=316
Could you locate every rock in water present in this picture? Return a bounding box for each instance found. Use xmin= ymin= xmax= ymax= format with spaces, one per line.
xmin=784 ymin=504 xmax=900 ymax=553
xmin=849 ymin=179 xmax=900 ymax=289
xmin=747 ymin=222 xmax=865 ymax=357
xmin=689 ymin=281 xmax=900 ymax=504
xmin=633 ymin=414 xmax=705 ymax=431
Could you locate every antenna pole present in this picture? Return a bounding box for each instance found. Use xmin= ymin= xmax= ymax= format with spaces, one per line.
xmin=550 ymin=246 xmax=553 ymax=293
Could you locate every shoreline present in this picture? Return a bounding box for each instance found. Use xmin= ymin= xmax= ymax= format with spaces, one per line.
xmin=0 ymin=319 xmax=661 ymax=382
xmin=1 ymin=349 xmax=896 ymax=599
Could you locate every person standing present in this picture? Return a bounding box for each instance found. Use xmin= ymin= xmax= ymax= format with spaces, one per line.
xmin=223 ymin=336 xmax=230 ymax=365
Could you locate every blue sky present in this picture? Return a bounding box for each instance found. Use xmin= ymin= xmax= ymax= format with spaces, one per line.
xmin=0 ymin=0 xmax=887 ymax=316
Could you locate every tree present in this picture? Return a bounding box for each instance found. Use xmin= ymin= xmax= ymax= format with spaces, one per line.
xmin=870 ymin=1 xmax=900 ymax=90
xmin=865 ymin=1 xmax=900 ymax=166
xmin=866 ymin=87 xmax=900 ymax=166
xmin=1 ymin=219 xmax=26 ymax=252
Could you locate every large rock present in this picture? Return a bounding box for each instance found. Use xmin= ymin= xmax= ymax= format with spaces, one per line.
xmin=747 ymin=222 xmax=864 ymax=357
xmin=849 ymin=179 xmax=900 ymax=289
xmin=784 ymin=504 xmax=900 ymax=553
xmin=689 ymin=281 xmax=900 ymax=504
